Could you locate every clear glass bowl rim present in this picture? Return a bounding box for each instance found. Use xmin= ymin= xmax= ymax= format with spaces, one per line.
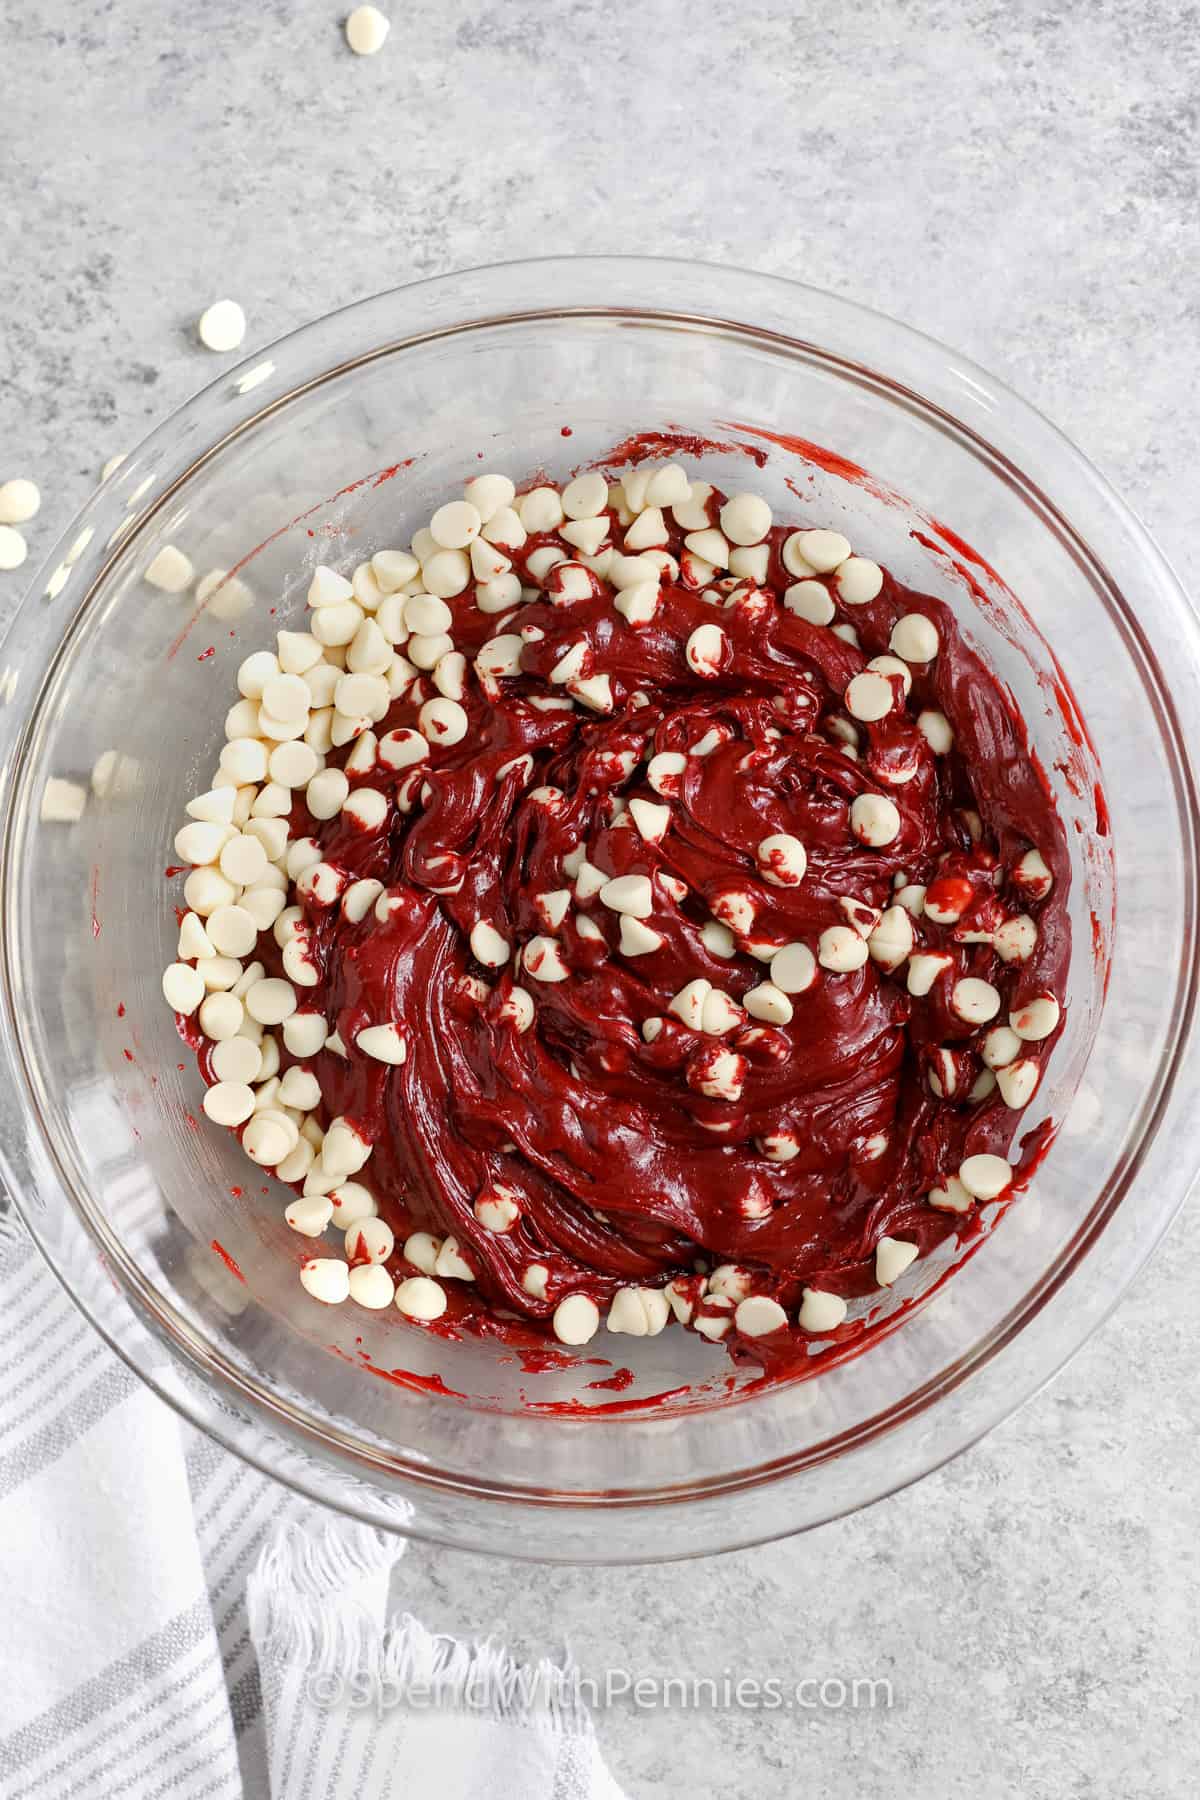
xmin=3 ymin=253 xmax=1199 ymax=1562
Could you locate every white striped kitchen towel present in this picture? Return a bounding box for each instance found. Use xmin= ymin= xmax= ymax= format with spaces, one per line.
xmin=0 ymin=1204 xmax=624 ymax=1800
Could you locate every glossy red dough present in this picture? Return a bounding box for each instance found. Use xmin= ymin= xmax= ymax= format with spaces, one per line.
xmin=201 ymin=484 xmax=1072 ymax=1369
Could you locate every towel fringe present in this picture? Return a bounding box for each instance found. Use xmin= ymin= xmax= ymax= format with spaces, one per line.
xmin=249 ymin=1522 xmax=594 ymax=1735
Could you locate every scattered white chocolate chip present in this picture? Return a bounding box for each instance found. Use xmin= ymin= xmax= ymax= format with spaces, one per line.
xmin=629 ymin=797 xmax=670 ymax=843
xmin=286 ymin=1196 xmax=334 ymax=1238
xmin=0 ymin=478 xmax=39 ymax=524
xmin=784 ymin=579 xmax=836 ymax=625
xmin=345 ymin=4 xmax=389 ymax=53
xmin=202 ymin=1080 xmax=255 ymax=1126
xmin=145 ymin=545 xmax=194 ymax=592
xmin=620 ymin=916 xmax=664 ymax=956
xmin=197 ymin=300 xmax=246 ymax=353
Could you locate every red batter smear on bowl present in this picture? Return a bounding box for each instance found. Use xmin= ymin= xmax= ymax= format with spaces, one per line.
xmin=192 ymin=469 xmax=1073 ymax=1377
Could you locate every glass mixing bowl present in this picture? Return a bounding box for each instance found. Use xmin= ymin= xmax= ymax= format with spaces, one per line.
xmin=2 ymin=258 xmax=1198 ymax=1563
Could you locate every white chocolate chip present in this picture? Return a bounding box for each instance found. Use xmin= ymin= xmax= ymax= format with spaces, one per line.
xmin=624 ymin=506 xmax=669 ymax=551
xmin=743 ymin=982 xmax=794 ymax=1024
xmin=599 ymin=874 xmax=653 ymax=918
xmin=162 ymin=962 xmax=205 ymax=1014
xmin=958 ymin=1153 xmax=1013 ymax=1199
xmin=890 ymin=613 xmax=940 ymax=663
xmin=470 ymin=921 xmax=511 ymax=968
xmin=553 ymin=1294 xmax=600 ymax=1345
xmin=356 ymin=1022 xmax=408 ymax=1065
xmin=867 ymin=905 xmax=914 ymax=971
xmin=524 ymin=936 xmax=569 ymax=982
xmin=669 ymin=978 xmax=712 ymax=1030
xmin=620 ymin=916 xmax=664 ymax=956
xmin=464 ymin=474 xmax=515 ymax=523
xmin=300 ymin=1259 xmax=350 ymax=1304
xmin=769 ymin=942 xmax=817 ymax=992
xmin=202 ymin=1080 xmax=255 ymax=1126
xmin=197 ymin=299 xmax=246 ymax=353
xmin=685 ymin=622 xmax=728 ymax=678
xmin=629 ymin=797 xmax=670 ymax=843
xmin=345 ymin=4 xmax=389 ymax=53
xmin=348 ymin=1265 xmax=395 ymax=1309
xmin=994 ymin=915 xmax=1038 ymax=962
xmin=756 ymin=832 xmax=807 ymax=887
xmin=1013 ymin=848 xmax=1053 ymax=899
xmin=982 ymin=1025 xmax=1022 ymax=1069
xmin=285 ymin=1196 xmax=334 ymax=1238
xmin=850 ymin=793 xmax=901 ymax=847
xmin=1010 ymin=993 xmax=1061 ymax=1041
xmin=997 ymin=1058 xmax=1040 ymax=1108
xmin=395 ymin=1275 xmax=447 ymax=1321
xmin=434 ymin=1236 xmax=475 ymax=1282
xmin=875 ymin=1237 xmax=919 ymax=1286
xmin=518 ymin=486 xmax=565 ymax=534
xmin=917 ymin=710 xmax=954 ymax=754
xmin=403 ymin=1232 xmax=441 ymax=1275
xmin=906 ymin=951 xmax=953 ymax=997
xmin=0 ymin=478 xmax=39 ymax=524
xmin=836 ymin=557 xmax=883 ymax=605
xmin=845 ymin=671 xmax=895 ymax=723
xmin=817 ymin=926 xmax=868 ymax=973
xmin=735 ymin=1295 xmax=788 ymax=1337
xmin=784 ymin=580 xmax=835 ymax=625
xmin=928 ymin=1175 xmax=973 ymax=1213
xmin=474 ymin=1187 xmax=521 ymax=1233
xmin=952 ymin=977 xmax=1002 ymax=1025
xmin=145 ymin=545 xmax=194 ymax=593
xmin=720 ymin=493 xmax=772 ymax=545
xmin=798 ymin=1288 xmax=847 ymax=1333
xmin=607 ymin=1286 xmax=671 ymax=1336
xmin=700 ymin=988 xmax=742 ymax=1035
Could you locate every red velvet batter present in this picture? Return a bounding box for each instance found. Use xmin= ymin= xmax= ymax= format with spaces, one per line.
xmin=196 ymin=476 xmax=1072 ymax=1371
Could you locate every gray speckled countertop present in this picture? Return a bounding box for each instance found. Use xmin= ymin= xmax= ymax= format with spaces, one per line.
xmin=4 ymin=2 xmax=1199 ymax=1794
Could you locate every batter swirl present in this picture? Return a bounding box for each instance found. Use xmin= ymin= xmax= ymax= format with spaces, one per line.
xmin=166 ymin=460 xmax=1070 ymax=1363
